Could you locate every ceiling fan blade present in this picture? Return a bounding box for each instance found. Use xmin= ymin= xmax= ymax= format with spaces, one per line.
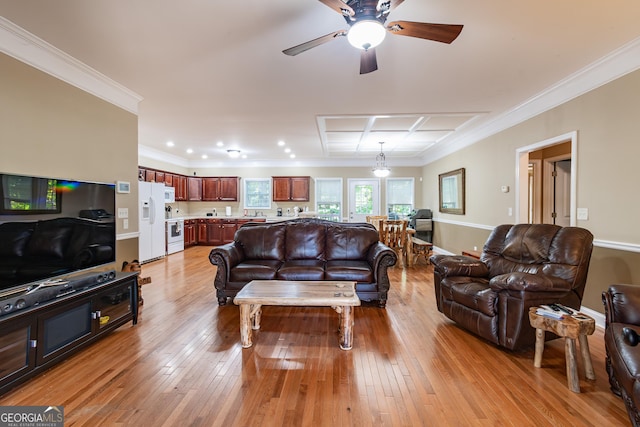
xmin=386 ymin=21 xmax=463 ymax=44
xmin=360 ymin=48 xmax=378 ymax=74
xmin=318 ymin=0 xmax=355 ymax=16
xmin=283 ymin=30 xmax=347 ymax=56
xmin=377 ymin=0 xmax=405 ymax=14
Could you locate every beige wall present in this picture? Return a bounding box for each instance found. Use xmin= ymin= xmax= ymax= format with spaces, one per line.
xmin=423 ymin=68 xmax=640 ymax=313
xmin=0 ymin=53 xmax=139 ymax=268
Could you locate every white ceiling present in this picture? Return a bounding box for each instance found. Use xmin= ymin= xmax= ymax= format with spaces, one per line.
xmin=2 ymin=1 xmax=640 ymax=168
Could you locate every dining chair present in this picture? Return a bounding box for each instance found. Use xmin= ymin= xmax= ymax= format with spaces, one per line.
xmin=379 ymin=219 xmax=408 ymax=266
xmin=365 ymin=215 xmax=387 ymax=230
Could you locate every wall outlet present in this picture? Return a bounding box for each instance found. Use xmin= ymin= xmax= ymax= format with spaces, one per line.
xmin=577 ymin=208 xmax=589 ymax=220
xmin=508 ymin=207 xmax=513 ymax=216
xmin=123 ymin=219 xmax=129 ymax=229
xmin=117 ymin=208 xmax=128 ymax=219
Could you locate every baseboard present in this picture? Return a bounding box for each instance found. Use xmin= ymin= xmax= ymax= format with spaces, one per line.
xmin=581 ymin=306 xmax=605 ymax=330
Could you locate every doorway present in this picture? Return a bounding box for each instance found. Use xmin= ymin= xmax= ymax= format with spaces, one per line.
xmin=515 ymin=132 xmax=577 ymax=226
xmin=347 ymin=179 xmax=380 ymax=222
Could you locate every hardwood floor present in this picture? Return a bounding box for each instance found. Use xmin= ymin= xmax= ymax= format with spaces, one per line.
xmin=0 ymin=246 xmax=630 ymax=426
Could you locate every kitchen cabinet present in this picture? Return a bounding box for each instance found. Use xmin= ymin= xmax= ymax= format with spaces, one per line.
xmin=202 ymin=177 xmax=239 ymax=201
xmin=144 ymin=170 xmax=156 ymax=182
xmin=197 ymin=220 xmax=208 ymax=243
xmin=164 ymin=173 xmax=173 ymax=187
xmin=206 ymin=219 xmax=223 ymax=245
xmin=222 ymin=220 xmax=237 ymax=243
xmin=188 ymin=177 xmax=203 ymax=201
xmin=184 ymin=220 xmax=197 ymax=247
xmin=272 ymin=176 xmax=310 ymax=202
xmin=175 ymin=175 xmax=188 ymax=201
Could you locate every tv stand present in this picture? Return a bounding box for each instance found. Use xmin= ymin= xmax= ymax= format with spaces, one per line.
xmin=0 ymin=272 xmax=138 ymax=396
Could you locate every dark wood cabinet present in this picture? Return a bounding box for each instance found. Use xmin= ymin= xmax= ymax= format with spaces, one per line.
xmin=206 ymin=219 xmax=223 ymax=245
xmin=0 ymin=273 xmax=138 ymax=396
xmin=188 ymin=177 xmax=202 ymax=201
xmin=184 ymin=220 xmax=197 ymax=247
xmin=202 ymin=177 xmax=239 ymax=201
xmin=273 ymin=176 xmax=310 ymax=202
xmin=137 ymin=167 xmax=238 ymax=203
xmin=197 ymin=220 xmax=208 ymax=243
xmin=175 ymin=175 xmax=188 ymax=201
xmin=222 ymin=220 xmax=237 ymax=243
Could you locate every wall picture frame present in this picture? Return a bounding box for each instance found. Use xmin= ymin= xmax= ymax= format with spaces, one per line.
xmin=438 ymin=168 xmax=465 ymax=215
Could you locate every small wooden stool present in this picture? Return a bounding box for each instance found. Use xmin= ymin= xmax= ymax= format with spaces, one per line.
xmin=411 ymin=237 xmax=433 ymax=265
xmin=528 ymin=307 xmax=596 ymax=393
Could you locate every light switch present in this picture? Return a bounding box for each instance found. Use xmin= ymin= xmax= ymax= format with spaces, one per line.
xmin=118 ymin=208 xmax=129 ymax=219
xmin=577 ymin=208 xmax=589 ymax=220
xmin=123 ymin=219 xmax=129 ymax=229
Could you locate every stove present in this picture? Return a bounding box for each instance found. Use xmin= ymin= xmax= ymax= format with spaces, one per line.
xmin=166 ymin=219 xmax=184 ymax=254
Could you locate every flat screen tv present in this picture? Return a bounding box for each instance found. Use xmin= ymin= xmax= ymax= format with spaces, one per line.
xmin=0 ymin=173 xmax=116 ymax=291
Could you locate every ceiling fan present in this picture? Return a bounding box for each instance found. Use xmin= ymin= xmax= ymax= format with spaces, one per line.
xmin=283 ymin=0 xmax=463 ymax=74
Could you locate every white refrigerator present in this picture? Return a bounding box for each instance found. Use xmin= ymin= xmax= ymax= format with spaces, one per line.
xmin=139 ymin=181 xmax=166 ymax=263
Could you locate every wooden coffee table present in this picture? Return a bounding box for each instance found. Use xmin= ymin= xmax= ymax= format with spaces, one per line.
xmin=233 ymin=280 xmax=360 ymax=350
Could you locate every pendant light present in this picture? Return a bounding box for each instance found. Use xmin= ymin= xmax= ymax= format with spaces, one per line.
xmin=372 ymin=142 xmax=391 ymax=177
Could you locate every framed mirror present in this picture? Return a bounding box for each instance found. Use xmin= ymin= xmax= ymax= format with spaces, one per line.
xmin=439 ymin=168 xmax=465 ymax=215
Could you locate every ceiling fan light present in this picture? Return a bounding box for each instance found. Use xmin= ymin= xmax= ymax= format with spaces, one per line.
xmin=347 ymin=20 xmax=386 ymax=50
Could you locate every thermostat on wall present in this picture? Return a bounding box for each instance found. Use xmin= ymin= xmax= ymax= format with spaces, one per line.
xmin=116 ymin=181 xmax=131 ymax=193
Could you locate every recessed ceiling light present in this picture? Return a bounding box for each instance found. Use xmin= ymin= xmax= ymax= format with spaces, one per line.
xmin=278 ymin=141 xmax=285 ymax=146
xmin=216 ymin=141 xmax=224 ymax=147
xmin=241 ymin=154 xmax=247 ymax=159
xmin=166 ymin=141 xmax=175 ymax=147
xmin=202 ymin=154 xmax=208 ymax=159
xmin=284 ymin=148 xmax=291 ymax=153
xmin=186 ymin=148 xmax=193 ymax=154
xmin=290 ymin=154 xmax=296 ymax=159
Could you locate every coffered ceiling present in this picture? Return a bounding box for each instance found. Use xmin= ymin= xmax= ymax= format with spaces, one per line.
xmin=1 ymin=1 xmax=640 ymax=168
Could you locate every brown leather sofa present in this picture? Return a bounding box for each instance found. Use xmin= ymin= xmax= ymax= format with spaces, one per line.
xmin=208 ymin=218 xmax=398 ymax=307
xmin=430 ymin=224 xmax=593 ymax=350
xmin=603 ymin=284 xmax=640 ymax=426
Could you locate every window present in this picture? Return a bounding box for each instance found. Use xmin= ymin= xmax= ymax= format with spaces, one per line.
xmin=386 ymin=178 xmax=414 ymax=219
xmin=315 ymin=178 xmax=342 ymax=222
xmin=0 ymin=174 xmax=62 ymax=214
xmin=243 ymin=178 xmax=271 ymax=210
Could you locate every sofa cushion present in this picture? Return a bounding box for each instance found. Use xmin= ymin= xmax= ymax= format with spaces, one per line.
xmin=27 ymin=224 xmax=73 ymax=259
xmin=0 ymin=223 xmax=34 ymax=257
xmin=284 ymin=222 xmax=325 ymax=260
xmin=325 ymin=260 xmax=373 ymax=282
xmin=235 ymin=223 xmax=285 ymax=260
xmin=440 ymin=277 xmax=497 ymax=316
xmin=325 ymin=225 xmax=378 ymax=261
xmin=277 ymin=260 xmax=325 ymax=281
xmin=229 ymin=260 xmax=281 ymax=282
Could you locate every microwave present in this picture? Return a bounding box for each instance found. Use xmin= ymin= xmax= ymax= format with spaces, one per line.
xmin=164 ymin=186 xmax=175 ymax=203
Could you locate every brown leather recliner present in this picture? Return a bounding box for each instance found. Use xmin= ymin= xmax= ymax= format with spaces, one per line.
xmin=603 ymin=284 xmax=640 ymax=427
xmin=430 ymin=224 xmax=594 ymax=351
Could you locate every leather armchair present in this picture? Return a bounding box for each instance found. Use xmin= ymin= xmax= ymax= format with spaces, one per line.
xmin=603 ymin=284 xmax=640 ymax=426
xmin=430 ymin=224 xmax=593 ymax=350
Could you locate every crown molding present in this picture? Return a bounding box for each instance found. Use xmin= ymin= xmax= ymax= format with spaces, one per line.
xmin=423 ymin=35 xmax=640 ymax=165
xmin=0 ymin=17 xmax=142 ymax=114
